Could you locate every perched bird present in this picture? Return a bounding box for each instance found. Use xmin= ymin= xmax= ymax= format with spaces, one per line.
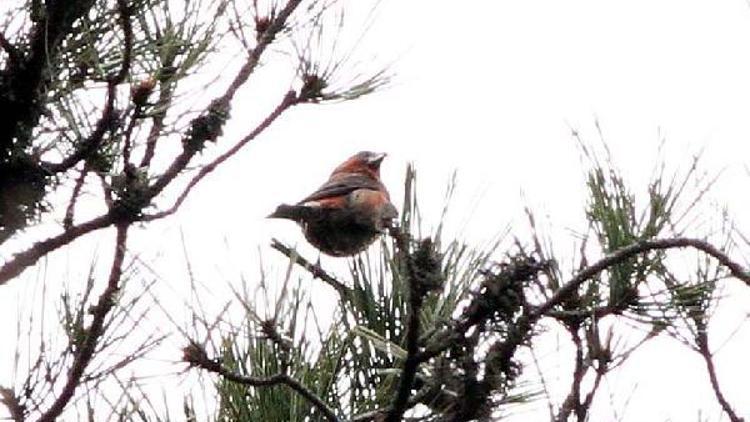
xmin=269 ymin=151 xmax=398 ymax=256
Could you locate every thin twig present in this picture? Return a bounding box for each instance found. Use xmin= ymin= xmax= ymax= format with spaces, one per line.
xmin=121 ymin=104 xmax=141 ymax=167
xmin=217 ymin=0 xmax=303 ymax=107
xmin=139 ymin=75 xmax=175 ymax=167
xmin=95 ymin=170 xmax=114 ymax=208
xmin=144 ymin=91 xmax=298 ymax=219
xmin=43 ymin=82 xmax=119 ymax=174
xmin=269 ymin=238 xmax=352 ymax=298
xmin=37 ymin=223 xmax=129 ymax=422
xmin=184 ymin=343 xmax=340 ymax=422
xmin=63 ymin=164 xmax=89 ymax=229
xmin=580 ymin=369 xmax=605 ymax=417
xmin=697 ymin=333 xmax=744 ymax=422
xmin=556 ymin=328 xmax=585 ymax=422
xmin=113 ymin=0 xmax=133 ymax=82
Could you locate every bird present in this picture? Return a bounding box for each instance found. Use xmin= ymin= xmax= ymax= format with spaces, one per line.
xmin=268 ymin=151 xmax=398 ymax=256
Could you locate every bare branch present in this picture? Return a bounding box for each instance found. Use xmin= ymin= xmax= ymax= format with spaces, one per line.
xmin=580 ymin=369 xmax=605 ymax=417
xmin=270 ymin=238 xmax=352 ymax=298
xmin=0 ymin=214 xmax=114 ymax=286
xmin=113 ymin=0 xmax=133 ymax=83
xmin=697 ymin=332 xmax=744 ymax=422
xmin=37 ymin=223 xmax=130 ymax=422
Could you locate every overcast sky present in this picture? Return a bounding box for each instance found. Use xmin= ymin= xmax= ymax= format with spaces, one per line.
xmin=3 ymin=0 xmax=750 ymax=420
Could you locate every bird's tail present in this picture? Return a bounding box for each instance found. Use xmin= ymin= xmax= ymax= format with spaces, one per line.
xmin=267 ymin=204 xmax=320 ymax=222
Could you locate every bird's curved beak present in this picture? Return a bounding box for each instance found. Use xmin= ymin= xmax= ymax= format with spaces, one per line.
xmin=368 ymin=152 xmax=387 ymax=166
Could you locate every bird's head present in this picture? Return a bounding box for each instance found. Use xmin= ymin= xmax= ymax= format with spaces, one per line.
xmin=331 ymin=151 xmax=387 ymax=179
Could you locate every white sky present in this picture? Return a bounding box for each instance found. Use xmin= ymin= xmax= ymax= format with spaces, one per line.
xmin=3 ymin=0 xmax=750 ymax=420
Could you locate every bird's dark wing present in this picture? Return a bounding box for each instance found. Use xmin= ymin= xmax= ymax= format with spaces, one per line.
xmin=298 ymin=174 xmax=384 ymax=204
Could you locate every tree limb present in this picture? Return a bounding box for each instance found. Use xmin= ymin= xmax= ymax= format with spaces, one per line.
xmin=0 ymin=386 xmax=23 ymax=422
xmin=139 ymin=74 xmax=175 ymax=168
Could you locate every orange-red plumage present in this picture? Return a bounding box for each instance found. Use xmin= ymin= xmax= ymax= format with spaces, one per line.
xmin=268 ymin=151 xmax=398 ymax=256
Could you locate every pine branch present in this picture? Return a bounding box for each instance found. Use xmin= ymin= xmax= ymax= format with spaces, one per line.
xmin=144 ymin=0 xmax=305 ymax=201
xmin=415 ymin=237 xmax=749 ymax=371
xmin=0 ymin=0 xmax=98 ymax=152
xmin=139 ymin=74 xmax=175 ymax=168
xmin=43 ymin=0 xmax=133 ymax=174
xmin=0 ymin=0 xmax=308 ymax=285
xmin=386 ymin=232 xmax=434 ymax=422
xmin=531 ymin=237 xmax=750 ymax=319
xmin=183 ymin=343 xmax=340 ymax=422
xmin=416 ymin=257 xmax=548 ymax=365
